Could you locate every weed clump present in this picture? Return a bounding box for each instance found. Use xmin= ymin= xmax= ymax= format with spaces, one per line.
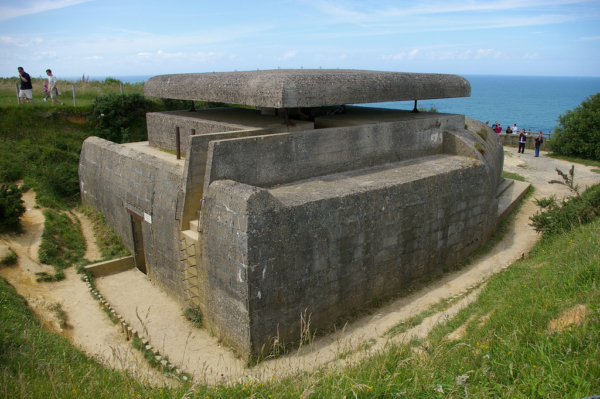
xmin=474 ymin=142 xmax=486 ymax=154
xmin=476 ymin=128 xmax=488 ymax=140
xmin=0 ymin=184 xmax=26 ymax=232
xmin=530 ymin=170 xmax=600 ymax=237
xmin=1 ymin=248 xmax=17 ymax=265
xmin=184 ymin=307 xmax=203 ymax=328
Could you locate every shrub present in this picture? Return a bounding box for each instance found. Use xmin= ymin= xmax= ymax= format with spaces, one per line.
xmin=548 ymin=93 xmax=600 ymax=160
xmin=529 ymin=183 xmax=600 ymax=237
xmin=103 ymin=77 xmax=123 ymax=85
xmin=0 ymin=184 xmax=25 ymax=231
xmin=1 ymin=249 xmax=17 ymax=265
xmin=87 ymin=93 xmax=151 ymax=143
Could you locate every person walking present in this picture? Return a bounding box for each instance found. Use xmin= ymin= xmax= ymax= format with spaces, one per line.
xmin=46 ymin=69 xmax=65 ymax=105
xmin=17 ymin=67 xmax=33 ymax=104
xmin=534 ymin=131 xmax=543 ymax=157
xmin=518 ymin=129 xmax=527 ymax=153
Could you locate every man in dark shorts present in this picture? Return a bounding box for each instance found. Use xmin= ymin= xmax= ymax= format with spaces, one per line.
xmin=17 ymin=67 xmax=34 ymax=104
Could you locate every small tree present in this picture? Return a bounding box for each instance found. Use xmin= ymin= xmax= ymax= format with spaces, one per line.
xmin=0 ymin=184 xmax=25 ymax=231
xmin=548 ymin=93 xmax=600 ymax=160
xmin=87 ymin=93 xmax=151 ymax=143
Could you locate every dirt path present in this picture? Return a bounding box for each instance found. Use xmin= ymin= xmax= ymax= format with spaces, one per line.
xmin=72 ymin=209 xmax=103 ymax=262
xmin=0 ymin=190 xmax=172 ymax=387
xmin=2 ymin=147 xmax=600 ymax=386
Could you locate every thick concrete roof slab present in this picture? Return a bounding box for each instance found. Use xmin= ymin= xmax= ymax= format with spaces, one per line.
xmin=144 ymin=69 xmax=470 ymax=108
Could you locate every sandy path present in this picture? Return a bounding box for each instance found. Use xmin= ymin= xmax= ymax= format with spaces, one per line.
xmin=0 ymin=190 xmax=171 ymax=386
xmin=2 ymin=147 xmax=600 ymax=386
xmin=72 ymin=209 xmax=103 ymax=262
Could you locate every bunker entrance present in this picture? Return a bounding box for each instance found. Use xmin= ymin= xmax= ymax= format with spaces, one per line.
xmin=129 ymin=211 xmax=147 ymax=274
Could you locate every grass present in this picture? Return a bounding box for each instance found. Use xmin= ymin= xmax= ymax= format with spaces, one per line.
xmin=0 ymin=276 xmax=188 ymax=398
xmin=78 ymin=205 xmax=130 ymax=260
xmin=546 ymin=153 xmax=600 ymax=168
xmin=37 ymin=209 xmax=86 ymax=281
xmin=0 ymin=77 xmax=144 ymax=107
xmin=1 ymin=248 xmax=17 ymax=265
xmin=474 ymin=142 xmax=486 ymax=154
xmin=501 ymin=170 xmax=527 ymax=182
xmin=4 ymin=208 xmax=599 ymax=397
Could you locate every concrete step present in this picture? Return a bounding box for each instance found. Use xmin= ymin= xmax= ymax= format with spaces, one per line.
xmin=496 ymin=179 xmax=531 ymax=222
xmin=181 ymin=229 xmax=198 ymax=246
xmin=189 ymin=219 xmax=199 ymax=231
xmin=495 ymin=178 xmax=514 ymax=198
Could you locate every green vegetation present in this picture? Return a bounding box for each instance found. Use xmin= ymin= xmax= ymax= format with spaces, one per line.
xmin=78 ymin=205 xmax=130 ymax=260
xmin=474 ymin=141 xmax=485 ymax=154
xmin=476 ymin=128 xmax=488 ymax=140
xmin=184 ymin=307 xmax=203 ymax=328
xmin=1 ymin=248 xmax=17 ymax=266
xmin=0 ymin=76 xmax=144 ymax=107
xmin=548 ymin=93 xmax=600 ymax=160
xmin=37 ymin=209 xmax=86 ymax=281
xmin=530 ymin=182 xmax=600 ymax=238
xmin=88 ymin=93 xmax=152 ymax=143
xmin=0 ymin=184 xmax=25 ymax=232
xmin=501 ymin=171 xmax=526 ymax=182
xmin=0 ymin=276 xmax=187 ymax=398
xmin=417 ymin=105 xmax=439 ymax=112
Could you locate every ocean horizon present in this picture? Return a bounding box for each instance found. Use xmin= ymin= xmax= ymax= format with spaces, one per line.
xmin=64 ymin=74 xmax=600 ymax=133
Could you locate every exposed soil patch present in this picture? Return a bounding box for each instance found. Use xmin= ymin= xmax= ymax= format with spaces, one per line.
xmin=548 ymin=305 xmax=588 ymax=333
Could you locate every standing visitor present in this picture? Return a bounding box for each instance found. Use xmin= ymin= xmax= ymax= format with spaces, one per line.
xmin=534 ymin=131 xmax=543 ymax=157
xmin=495 ymin=124 xmax=502 ymax=134
xmin=518 ymin=129 xmax=527 ymax=153
xmin=46 ymin=69 xmax=65 ymax=105
xmin=17 ymin=66 xmax=33 ymax=104
xmin=512 ymin=124 xmax=518 ymax=134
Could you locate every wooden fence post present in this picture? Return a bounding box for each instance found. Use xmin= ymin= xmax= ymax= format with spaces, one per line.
xmin=120 ymin=83 xmax=124 ymax=95
xmin=15 ymin=83 xmax=20 ymax=104
xmin=72 ymin=85 xmax=77 ymax=106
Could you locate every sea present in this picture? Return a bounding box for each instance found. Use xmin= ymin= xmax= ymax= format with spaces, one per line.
xmin=81 ymin=74 xmax=600 ymax=134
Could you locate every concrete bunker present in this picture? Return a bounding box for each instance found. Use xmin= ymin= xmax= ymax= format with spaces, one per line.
xmin=79 ymin=69 xmax=512 ymax=357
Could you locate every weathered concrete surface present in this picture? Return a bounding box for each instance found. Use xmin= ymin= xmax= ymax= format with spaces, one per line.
xmin=144 ymin=70 xmax=471 ymax=108
xmin=148 ymin=108 xmax=314 ymax=154
xmin=84 ymin=256 xmax=135 ymax=277
xmin=78 ymin=137 xmax=185 ymax=303
xmin=199 ymin=115 xmax=504 ymax=356
xmin=203 ymin=113 xmax=465 ymax=190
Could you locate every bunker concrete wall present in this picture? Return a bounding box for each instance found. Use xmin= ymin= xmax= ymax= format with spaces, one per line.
xmin=79 ymin=137 xmax=184 ymax=302
xmin=204 ymin=114 xmax=465 ymax=190
xmin=199 ymin=117 xmax=503 ymax=356
xmin=147 ymin=111 xmax=248 ymax=154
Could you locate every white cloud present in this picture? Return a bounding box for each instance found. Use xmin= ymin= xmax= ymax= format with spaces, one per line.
xmin=0 ymin=0 xmax=92 ymax=22
xmin=524 ymin=53 xmax=540 ymax=59
xmin=381 ymin=49 xmax=419 ymax=60
xmin=277 ymin=51 xmax=297 ymax=61
xmin=0 ymin=36 xmax=44 ymax=47
xmin=581 ymin=36 xmax=600 ymax=40
xmin=135 ymin=50 xmax=221 ymax=62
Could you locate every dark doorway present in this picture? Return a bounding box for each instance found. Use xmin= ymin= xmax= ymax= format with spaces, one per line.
xmin=129 ymin=211 xmax=147 ymax=274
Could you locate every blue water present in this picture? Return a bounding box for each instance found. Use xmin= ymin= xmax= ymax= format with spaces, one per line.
xmin=364 ymin=75 xmax=600 ymax=133
xmin=78 ymin=74 xmax=600 ymax=133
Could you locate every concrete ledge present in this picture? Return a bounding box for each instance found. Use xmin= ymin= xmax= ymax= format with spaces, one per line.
xmin=497 ymin=179 xmax=531 ymax=222
xmin=84 ymin=256 xmax=135 ymax=277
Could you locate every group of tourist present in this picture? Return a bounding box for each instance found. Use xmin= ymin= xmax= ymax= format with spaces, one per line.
xmin=485 ymin=120 xmax=544 ymax=157
xmin=16 ymin=66 xmax=65 ymax=106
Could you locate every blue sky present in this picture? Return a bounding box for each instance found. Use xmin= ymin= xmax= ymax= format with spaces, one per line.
xmin=1 ymin=0 xmax=599 ymax=78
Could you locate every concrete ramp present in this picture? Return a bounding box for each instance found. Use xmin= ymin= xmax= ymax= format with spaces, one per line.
xmin=496 ymin=178 xmax=531 ymax=222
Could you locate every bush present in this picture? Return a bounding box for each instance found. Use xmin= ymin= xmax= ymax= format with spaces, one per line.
xmin=529 ymin=183 xmax=600 ymax=237
xmin=548 ymin=93 xmax=600 ymax=160
xmin=1 ymin=249 xmax=17 ymax=265
xmin=87 ymin=93 xmax=151 ymax=143
xmin=0 ymin=184 xmax=25 ymax=231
